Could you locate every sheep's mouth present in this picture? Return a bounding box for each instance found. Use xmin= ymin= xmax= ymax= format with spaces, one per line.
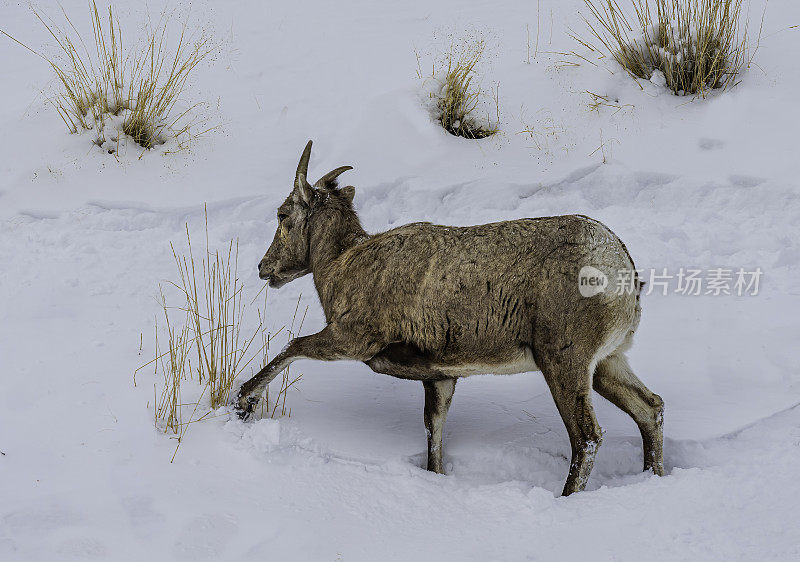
xmin=263 ymin=269 xmax=305 ymax=288
xmin=267 ymin=276 xmax=288 ymax=289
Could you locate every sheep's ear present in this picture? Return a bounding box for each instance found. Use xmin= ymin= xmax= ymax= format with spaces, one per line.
xmin=340 ymin=185 xmax=356 ymax=205
xmin=339 ymin=185 xmax=356 ymax=205
xmin=293 ymin=173 xmax=314 ymax=206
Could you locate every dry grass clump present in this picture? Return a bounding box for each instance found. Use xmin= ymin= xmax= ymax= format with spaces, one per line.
xmin=137 ymin=211 xmax=303 ymax=460
xmin=428 ymin=39 xmax=499 ymax=139
xmin=579 ymin=0 xmax=749 ymax=96
xmin=172 ymin=230 xmax=252 ymax=410
xmin=1 ymin=2 xmax=212 ymax=152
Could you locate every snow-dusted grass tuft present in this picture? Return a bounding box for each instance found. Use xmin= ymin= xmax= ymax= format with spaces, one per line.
xmin=1 ymin=1 xmax=213 ymax=153
xmin=578 ymin=0 xmax=750 ymax=96
xmin=138 ymin=212 xmax=303 ymax=460
xmin=426 ymin=39 xmax=499 ymax=139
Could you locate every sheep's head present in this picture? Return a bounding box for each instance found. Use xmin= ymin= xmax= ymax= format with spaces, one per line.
xmin=258 ymin=140 xmax=354 ymax=288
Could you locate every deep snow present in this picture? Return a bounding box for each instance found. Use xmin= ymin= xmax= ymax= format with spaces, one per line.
xmin=1 ymin=0 xmax=799 ymax=560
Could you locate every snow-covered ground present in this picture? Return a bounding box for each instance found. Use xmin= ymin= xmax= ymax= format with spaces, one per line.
xmin=2 ymin=0 xmax=799 ymax=559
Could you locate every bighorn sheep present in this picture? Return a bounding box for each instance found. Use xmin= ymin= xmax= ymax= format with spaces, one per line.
xmin=236 ymin=141 xmax=664 ymax=496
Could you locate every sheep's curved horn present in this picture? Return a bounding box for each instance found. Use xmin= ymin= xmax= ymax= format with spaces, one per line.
xmin=314 ymin=166 xmax=353 ymax=188
xmin=295 ymin=140 xmax=313 ymax=187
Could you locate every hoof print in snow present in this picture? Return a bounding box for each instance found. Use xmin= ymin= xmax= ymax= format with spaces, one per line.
xmin=699 ymin=138 xmax=725 ymax=151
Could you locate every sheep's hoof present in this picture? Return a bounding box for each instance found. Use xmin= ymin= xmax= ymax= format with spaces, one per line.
xmin=234 ymin=395 xmax=259 ymax=421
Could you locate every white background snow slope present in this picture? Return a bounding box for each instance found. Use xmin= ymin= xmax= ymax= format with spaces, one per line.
xmin=1 ymin=0 xmax=800 ymax=560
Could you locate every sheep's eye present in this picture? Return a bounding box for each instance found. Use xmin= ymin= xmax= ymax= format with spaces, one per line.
xmin=278 ymin=214 xmax=292 ymax=234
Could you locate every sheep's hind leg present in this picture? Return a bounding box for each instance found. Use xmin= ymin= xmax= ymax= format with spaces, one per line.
xmin=422 ymin=378 xmax=456 ymax=474
xmin=593 ymin=352 xmax=664 ymax=475
xmin=538 ymin=352 xmax=603 ymax=496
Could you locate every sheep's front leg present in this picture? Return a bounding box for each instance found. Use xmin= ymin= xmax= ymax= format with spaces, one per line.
xmin=235 ymin=324 xmax=383 ymax=419
xmin=422 ymin=378 xmax=456 ymax=474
